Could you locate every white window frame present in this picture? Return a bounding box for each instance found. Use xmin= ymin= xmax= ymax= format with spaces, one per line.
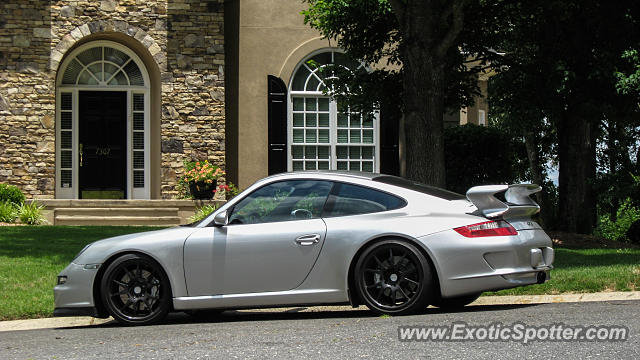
xmin=287 ymin=49 xmax=380 ymax=173
xmin=55 ymin=41 xmax=150 ymax=199
xmin=478 ymin=109 xmax=486 ymax=126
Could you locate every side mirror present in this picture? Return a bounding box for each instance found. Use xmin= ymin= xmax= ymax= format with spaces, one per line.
xmin=213 ymin=210 xmax=228 ymax=227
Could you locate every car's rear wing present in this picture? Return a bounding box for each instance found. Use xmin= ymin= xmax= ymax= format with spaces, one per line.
xmin=466 ymin=184 xmax=541 ymax=219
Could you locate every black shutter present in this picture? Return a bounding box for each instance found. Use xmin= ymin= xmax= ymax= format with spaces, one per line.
xmin=379 ymin=101 xmax=400 ymax=176
xmin=267 ymin=75 xmax=288 ymax=175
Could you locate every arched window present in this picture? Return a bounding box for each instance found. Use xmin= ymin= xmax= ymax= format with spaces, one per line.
xmin=61 ymin=45 xmax=145 ymax=86
xmin=288 ymin=50 xmax=379 ymax=173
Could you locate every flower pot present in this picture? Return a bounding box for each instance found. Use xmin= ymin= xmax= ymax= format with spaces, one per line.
xmin=189 ymin=180 xmax=217 ymax=199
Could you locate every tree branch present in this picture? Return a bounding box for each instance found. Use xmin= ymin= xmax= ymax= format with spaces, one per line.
xmin=388 ymin=0 xmax=407 ymax=30
xmin=435 ymin=0 xmax=465 ymax=59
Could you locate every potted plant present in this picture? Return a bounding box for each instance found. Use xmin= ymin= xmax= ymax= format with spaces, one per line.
xmin=180 ymin=160 xmax=224 ymax=199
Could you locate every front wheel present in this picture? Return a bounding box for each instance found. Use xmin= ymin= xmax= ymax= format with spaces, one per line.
xmin=354 ymin=240 xmax=434 ymax=315
xmin=101 ymin=253 xmax=172 ymax=325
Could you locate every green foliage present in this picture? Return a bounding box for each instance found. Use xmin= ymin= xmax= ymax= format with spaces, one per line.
xmin=595 ymin=198 xmax=640 ymax=242
xmin=0 ymin=226 xmax=165 ymax=320
xmin=0 ymin=184 xmax=25 ymax=206
xmin=444 ymin=124 xmax=527 ymax=194
xmin=18 ymin=201 xmax=46 ymax=225
xmin=0 ymin=201 xmax=18 ymax=223
xmin=188 ymin=204 xmax=219 ymax=223
xmin=615 ymin=49 xmax=640 ymax=95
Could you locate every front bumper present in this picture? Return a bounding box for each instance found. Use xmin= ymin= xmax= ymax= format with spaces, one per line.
xmin=53 ymin=262 xmax=103 ymax=317
xmin=419 ymin=228 xmax=554 ymax=298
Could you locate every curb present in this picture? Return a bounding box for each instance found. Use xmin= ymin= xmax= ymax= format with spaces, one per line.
xmin=1 ymin=291 xmax=639 ymax=332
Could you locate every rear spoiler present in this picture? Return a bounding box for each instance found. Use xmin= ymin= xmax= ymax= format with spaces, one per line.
xmin=466 ymin=184 xmax=541 ymax=219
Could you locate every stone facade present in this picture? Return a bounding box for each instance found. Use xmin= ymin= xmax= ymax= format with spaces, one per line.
xmin=0 ymin=0 xmax=225 ymax=199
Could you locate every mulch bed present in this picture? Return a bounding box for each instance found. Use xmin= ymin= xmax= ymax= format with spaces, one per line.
xmin=0 ymin=222 xmax=24 ymax=227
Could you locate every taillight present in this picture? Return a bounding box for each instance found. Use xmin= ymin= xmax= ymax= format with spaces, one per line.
xmin=453 ymin=220 xmax=517 ymax=237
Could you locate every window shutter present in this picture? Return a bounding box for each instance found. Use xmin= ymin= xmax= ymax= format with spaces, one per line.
xmin=379 ymin=102 xmax=400 ymax=175
xmin=267 ymin=75 xmax=288 ymax=175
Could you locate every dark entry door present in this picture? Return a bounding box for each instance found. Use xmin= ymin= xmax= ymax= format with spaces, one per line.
xmin=79 ymin=91 xmax=127 ymax=199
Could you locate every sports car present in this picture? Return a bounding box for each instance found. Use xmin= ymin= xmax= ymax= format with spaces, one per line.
xmin=54 ymin=171 xmax=554 ymax=325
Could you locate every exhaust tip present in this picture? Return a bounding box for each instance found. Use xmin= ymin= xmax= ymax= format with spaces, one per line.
xmin=536 ymin=271 xmax=546 ymax=284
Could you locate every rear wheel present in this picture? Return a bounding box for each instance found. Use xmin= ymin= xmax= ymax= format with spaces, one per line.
xmin=100 ymin=253 xmax=171 ymax=325
xmin=354 ymin=240 xmax=433 ymax=315
xmin=431 ymin=293 xmax=481 ymax=309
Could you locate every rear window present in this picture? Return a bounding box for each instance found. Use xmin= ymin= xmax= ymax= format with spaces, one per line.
xmin=323 ymin=182 xmax=406 ymax=217
xmin=373 ymin=175 xmax=466 ymax=201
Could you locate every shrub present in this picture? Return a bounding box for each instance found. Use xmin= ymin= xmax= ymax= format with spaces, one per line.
xmin=18 ymin=201 xmax=46 ymax=225
xmin=595 ymin=198 xmax=640 ymax=242
xmin=188 ymin=204 xmax=219 ymax=223
xmin=0 ymin=184 xmax=25 ymax=206
xmin=0 ymin=201 xmax=18 ymax=223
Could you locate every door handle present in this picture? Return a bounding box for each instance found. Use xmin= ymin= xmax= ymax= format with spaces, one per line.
xmin=295 ymin=234 xmax=320 ymax=246
xmin=79 ymin=143 xmax=83 ymax=167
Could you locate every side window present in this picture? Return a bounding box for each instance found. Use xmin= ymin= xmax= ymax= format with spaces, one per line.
xmin=325 ymin=183 xmax=405 ymax=217
xmin=228 ymin=180 xmax=332 ymax=225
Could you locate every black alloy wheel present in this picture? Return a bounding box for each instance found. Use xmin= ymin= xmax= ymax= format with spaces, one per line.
xmin=354 ymin=239 xmax=433 ymax=315
xmin=101 ymin=253 xmax=171 ymax=325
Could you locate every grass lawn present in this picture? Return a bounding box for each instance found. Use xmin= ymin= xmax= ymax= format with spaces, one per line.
xmin=0 ymin=226 xmax=165 ymax=321
xmin=0 ymin=226 xmax=639 ymax=320
xmin=488 ymin=248 xmax=640 ymax=295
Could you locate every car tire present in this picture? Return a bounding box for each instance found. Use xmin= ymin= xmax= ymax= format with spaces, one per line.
xmin=431 ymin=293 xmax=481 ymax=309
xmin=354 ymin=239 xmax=434 ymax=315
xmin=100 ymin=253 xmax=172 ymax=326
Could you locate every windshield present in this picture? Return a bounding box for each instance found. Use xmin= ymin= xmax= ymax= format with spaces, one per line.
xmin=372 ymin=175 xmax=466 ymax=201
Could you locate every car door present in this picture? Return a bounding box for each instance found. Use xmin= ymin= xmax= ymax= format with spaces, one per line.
xmin=184 ymin=179 xmax=333 ymax=296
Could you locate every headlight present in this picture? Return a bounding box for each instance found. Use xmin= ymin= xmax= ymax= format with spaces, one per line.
xmin=72 ymin=243 xmax=93 ymax=262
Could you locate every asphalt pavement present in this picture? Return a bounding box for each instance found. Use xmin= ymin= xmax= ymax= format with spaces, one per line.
xmin=0 ymin=294 xmax=638 ymax=359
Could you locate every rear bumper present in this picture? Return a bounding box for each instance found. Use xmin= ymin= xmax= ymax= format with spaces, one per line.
xmin=418 ymin=228 xmax=554 ymax=298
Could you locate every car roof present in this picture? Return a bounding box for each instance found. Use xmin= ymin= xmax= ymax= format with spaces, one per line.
xmin=263 ymin=171 xmax=380 ymax=181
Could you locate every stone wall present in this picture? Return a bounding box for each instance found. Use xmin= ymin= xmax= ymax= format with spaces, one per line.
xmin=0 ymin=0 xmax=225 ymax=199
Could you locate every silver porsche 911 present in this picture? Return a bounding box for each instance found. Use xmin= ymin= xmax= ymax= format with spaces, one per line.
xmin=54 ymin=172 xmax=554 ymax=325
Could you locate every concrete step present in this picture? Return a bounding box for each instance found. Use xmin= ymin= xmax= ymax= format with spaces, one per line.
xmin=54 ymin=215 xmax=182 ymax=226
xmin=54 ymin=207 xmax=179 ymax=217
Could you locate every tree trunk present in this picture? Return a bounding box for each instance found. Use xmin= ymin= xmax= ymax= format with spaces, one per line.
xmin=402 ymin=58 xmax=447 ymax=187
xmin=558 ymin=105 xmax=597 ymax=234
xmin=389 ymin=0 xmax=465 ymax=188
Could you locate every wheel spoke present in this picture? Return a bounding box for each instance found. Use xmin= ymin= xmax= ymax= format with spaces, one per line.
xmin=364 ymin=268 xmax=381 ymax=273
xmin=398 ymin=286 xmax=410 ymax=300
xmin=372 ymin=255 xmax=384 ymax=269
xmin=113 ymin=279 xmax=129 ymax=287
xmin=144 ymin=298 xmax=154 ymax=311
xmin=110 ymin=287 xmax=129 ymax=297
xmin=388 ymin=248 xmax=394 ymax=265
xmin=374 ymin=287 xmax=384 ymax=301
xmin=366 ymin=282 xmax=382 ymax=289
xmin=403 ymin=277 xmax=419 ymax=286
xmin=396 ymin=252 xmax=408 ymax=267
xmin=119 ymin=297 xmax=133 ymax=311
xmin=124 ymin=267 xmax=136 ymax=283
